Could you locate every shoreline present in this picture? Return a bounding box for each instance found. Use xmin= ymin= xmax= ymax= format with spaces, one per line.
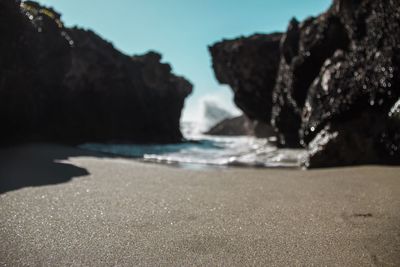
xmin=1 ymin=143 xmax=399 ymax=265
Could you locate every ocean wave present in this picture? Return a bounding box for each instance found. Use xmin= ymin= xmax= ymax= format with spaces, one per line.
xmin=80 ymin=131 xmax=306 ymax=169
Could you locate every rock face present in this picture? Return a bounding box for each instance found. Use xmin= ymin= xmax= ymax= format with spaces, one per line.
xmin=210 ymin=0 xmax=400 ymax=167
xmin=0 ymin=0 xmax=192 ymax=145
xmin=273 ymin=14 xmax=349 ymax=147
xmin=301 ymin=0 xmax=400 ymax=167
xmin=209 ymin=33 xmax=282 ymax=123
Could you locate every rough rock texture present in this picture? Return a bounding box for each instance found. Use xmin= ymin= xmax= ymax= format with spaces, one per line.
xmin=206 ymin=115 xmax=275 ymax=137
xmin=0 ymin=0 xmax=192 ymax=145
xmin=302 ymin=0 xmax=400 ymax=167
xmin=273 ymin=14 xmax=349 ymax=147
xmin=304 ymin=112 xmax=387 ymax=168
xmin=210 ymin=0 xmax=400 ymax=167
xmin=209 ymin=33 xmax=282 ymax=122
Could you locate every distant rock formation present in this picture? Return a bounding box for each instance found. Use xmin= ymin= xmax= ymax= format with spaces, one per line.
xmin=0 ymin=0 xmax=192 ymax=145
xmin=206 ymin=115 xmax=275 ymax=137
xmin=210 ymin=0 xmax=400 ymax=167
xmin=195 ymin=98 xmax=234 ymax=133
xmin=205 ymin=115 xmax=252 ymax=136
xmin=200 ymin=101 xmax=233 ymax=132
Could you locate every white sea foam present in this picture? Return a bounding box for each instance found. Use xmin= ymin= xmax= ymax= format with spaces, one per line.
xmin=80 ymin=122 xmax=306 ymax=169
xmin=195 ymin=100 xmax=234 ymax=133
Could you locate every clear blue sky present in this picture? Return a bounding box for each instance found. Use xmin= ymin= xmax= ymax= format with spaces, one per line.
xmin=36 ymin=0 xmax=332 ymax=121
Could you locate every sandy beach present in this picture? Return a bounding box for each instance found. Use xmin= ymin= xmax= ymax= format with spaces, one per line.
xmin=0 ymin=144 xmax=399 ymax=266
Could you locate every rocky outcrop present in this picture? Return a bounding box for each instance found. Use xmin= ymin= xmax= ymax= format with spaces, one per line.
xmin=301 ymin=0 xmax=400 ymax=167
xmin=210 ymin=0 xmax=400 ymax=167
xmin=209 ymin=33 xmax=282 ymax=123
xmin=61 ymin=27 xmax=192 ymax=143
xmin=0 ymin=0 xmax=192 ymax=145
xmin=273 ymin=14 xmax=349 ymax=147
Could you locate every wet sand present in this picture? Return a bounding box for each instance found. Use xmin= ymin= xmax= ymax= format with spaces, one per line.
xmin=0 ymin=144 xmax=399 ymax=266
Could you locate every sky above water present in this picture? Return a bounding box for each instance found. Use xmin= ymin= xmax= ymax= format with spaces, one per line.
xmin=36 ymin=0 xmax=332 ymax=121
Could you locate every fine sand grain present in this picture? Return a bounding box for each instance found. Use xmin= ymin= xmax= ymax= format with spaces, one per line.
xmin=0 ymin=144 xmax=399 ymax=266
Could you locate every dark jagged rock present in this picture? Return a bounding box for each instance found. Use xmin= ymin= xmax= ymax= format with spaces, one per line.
xmin=210 ymin=0 xmax=400 ymax=167
xmin=209 ymin=33 xmax=282 ymax=122
xmin=61 ymin=27 xmax=192 ymax=143
xmin=306 ymin=99 xmax=400 ymax=168
xmin=0 ymin=0 xmax=192 ymax=145
xmin=301 ymin=0 xmax=400 ymax=167
xmin=304 ymin=112 xmax=387 ymax=168
xmin=272 ymin=12 xmax=349 ymax=147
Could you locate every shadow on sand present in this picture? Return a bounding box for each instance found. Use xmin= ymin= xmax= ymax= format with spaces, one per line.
xmin=0 ymin=143 xmax=105 ymax=194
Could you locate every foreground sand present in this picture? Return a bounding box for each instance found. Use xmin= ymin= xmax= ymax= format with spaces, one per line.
xmin=0 ymin=144 xmax=399 ymax=266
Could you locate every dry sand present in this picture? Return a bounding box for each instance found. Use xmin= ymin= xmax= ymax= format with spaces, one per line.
xmin=0 ymin=144 xmax=399 ymax=266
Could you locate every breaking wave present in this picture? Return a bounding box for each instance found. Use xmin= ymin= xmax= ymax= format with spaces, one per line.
xmin=80 ymin=121 xmax=306 ymax=169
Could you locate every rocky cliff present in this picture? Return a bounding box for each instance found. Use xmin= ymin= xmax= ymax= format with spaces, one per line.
xmin=210 ymin=0 xmax=400 ymax=167
xmin=0 ymin=0 xmax=192 ymax=145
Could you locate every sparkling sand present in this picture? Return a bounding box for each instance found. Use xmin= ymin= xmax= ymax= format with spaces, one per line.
xmin=1 ymin=144 xmax=399 ymax=266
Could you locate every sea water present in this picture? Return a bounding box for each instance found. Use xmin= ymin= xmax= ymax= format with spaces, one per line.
xmin=80 ymin=122 xmax=306 ymax=169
